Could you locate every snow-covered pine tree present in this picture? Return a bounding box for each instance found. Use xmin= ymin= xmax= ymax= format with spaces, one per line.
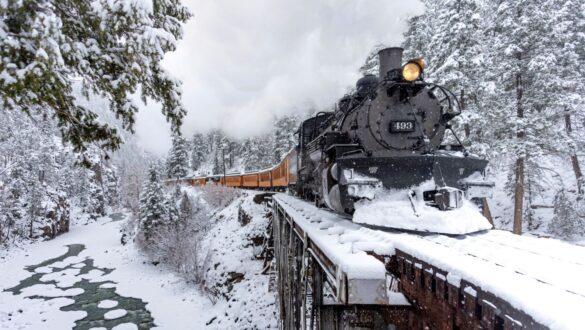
xmin=26 ymin=171 xmax=44 ymax=238
xmin=85 ymin=170 xmax=106 ymax=220
xmin=77 ymin=148 xmax=107 ymax=220
xmin=219 ymin=135 xmax=231 ymax=170
xmin=0 ymin=58 xmax=141 ymax=245
xmin=173 ymin=185 xmax=182 ymax=200
xmin=167 ymin=133 xmax=189 ymax=179
xmin=550 ymin=189 xmax=585 ymax=239
xmin=139 ymin=165 xmax=167 ymax=242
xmin=547 ymin=0 xmax=585 ymax=195
xmin=103 ymin=166 xmax=120 ymax=208
xmin=478 ymin=0 xmax=555 ymax=234
xmin=0 ymin=0 xmax=191 ymax=154
xmin=0 ymin=166 xmax=26 ymax=244
xmin=212 ymin=150 xmax=222 ymax=175
xmin=359 ymin=44 xmax=387 ymax=76
xmin=190 ymin=133 xmax=207 ymax=172
xmin=241 ymin=137 xmax=263 ymax=171
xmin=424 ymin=0 xmax=487 ymax=150
xmin=165 ymin=196 xmax=180 ymax=225
xmin=273 ymin=115 xmax=300 ymax=162
xmin=402 ymin=0 xmax=438 ymax=66
xmin=178 ymin=191 xmax=193 ymax=224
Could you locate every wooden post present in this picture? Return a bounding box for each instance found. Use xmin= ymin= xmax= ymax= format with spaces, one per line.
xmin=482 ymin=198 xmax=494 ymax=226
xmin=311 ymin=259 xmax=322 ymax=330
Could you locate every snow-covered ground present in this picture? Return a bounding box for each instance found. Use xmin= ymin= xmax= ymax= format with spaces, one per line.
xmin=0 ymin=213 xmax=211 ymax=329
xmin=0 ymin=195 xmax=277 ymax=330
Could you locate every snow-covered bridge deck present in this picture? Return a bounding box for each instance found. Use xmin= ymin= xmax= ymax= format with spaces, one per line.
xmin=272 ymin=193 xmax=585 ymax=330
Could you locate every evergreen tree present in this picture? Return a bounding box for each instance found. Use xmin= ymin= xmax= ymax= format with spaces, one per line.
xmin=173 ymin=185 xmax=182 ymax=200
xmin=167 ymin=133 xmax=190 ymax=179
xmin=78 ymin=148 xmax=108 ymax=220
xmin=139 ymin=165 xmax=167 ymax=242
xmin=178 ymin=191 xmax=193 ymax=224
xmin=550 ymin=190 xmax=585 ymax=239
xmin=0 ymin=0 xmax=192 ymax=153
xmin=219 ymin=135 xmax=231 ymax=170
xmin=104 ymin=166 xmax=120 ymax=207
xmin=426 ymin=0 xmax=486 ymax=147
xmin=485 ymin=0 xmax=555 ymax=233
xmin=212 ymin=150 xmax=222 ymax=175
xmin=548 ymin=0 xmax=585 ymax=194
xmin=273 ymin=115 xmax=300 ymax=162
xmin=402 ymin=0 xmax=438 ymax=65
xmin=241 ymin=137 xmax=263 ymax=171
xmin=165 ymin=197 xmax=180 ymax=225
xmin=359 ymin=44 xmax=387 ymax=76
xmin=190 ymin=133 xmax=207 ymax=172
xmin=85 ymin=171 xmax=106 ymax=220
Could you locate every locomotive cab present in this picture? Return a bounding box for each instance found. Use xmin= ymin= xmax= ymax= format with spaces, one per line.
xmin=297 ymin=112 xmax=336 ymax=199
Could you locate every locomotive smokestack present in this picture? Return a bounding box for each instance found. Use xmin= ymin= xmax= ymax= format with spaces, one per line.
xmin=378 ymin=47 xmax=403 ymax=80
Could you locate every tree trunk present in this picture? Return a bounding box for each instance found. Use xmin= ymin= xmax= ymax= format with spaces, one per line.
xmin=461 ymin=89 xmax=471 ymax=138
xmin=92 ymin=162 xmax=106 ymax=216
xmin=564 ymin=110 xmax=583 ymax=195
xmin=513 ymin=157 xmax=524 ymax=235
xmin=229 ymin=143 xmax=233 ymax=168
xmin=513 ymin=60 xmax=524 ymax=235
xmin=571 ymin=155 xmax=583 ymax=195
xmin=29 ymin=206 xmax=35 ymax=238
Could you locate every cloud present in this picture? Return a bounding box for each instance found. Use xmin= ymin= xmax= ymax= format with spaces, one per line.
xmin=135 ymin=0 xmax=424 ymax=155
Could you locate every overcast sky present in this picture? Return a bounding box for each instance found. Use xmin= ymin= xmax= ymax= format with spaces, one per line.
xmin=134 ymin=0 xmax=424 ymax=155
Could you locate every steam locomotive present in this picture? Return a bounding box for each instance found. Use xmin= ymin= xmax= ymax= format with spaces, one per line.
xmin=167 ymin=47 xmax=493 ymax=231
xmin=296 ymin=47 xmax=493 ymax=216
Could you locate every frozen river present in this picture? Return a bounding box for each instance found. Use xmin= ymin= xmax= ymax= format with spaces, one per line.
xmin=0 ymin=213 xmax=211 ymax=329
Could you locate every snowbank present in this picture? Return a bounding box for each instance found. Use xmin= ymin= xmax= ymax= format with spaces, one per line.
xmin=353 ymin=180 xmax=492 ymax=234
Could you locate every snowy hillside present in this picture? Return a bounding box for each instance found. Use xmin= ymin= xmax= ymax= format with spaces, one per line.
xmin=199 ymin=192 xmax=277 ymax=328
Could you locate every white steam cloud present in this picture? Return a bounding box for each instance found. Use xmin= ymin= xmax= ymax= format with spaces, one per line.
xmin=135 ymin=0 xmax=425 ymax=155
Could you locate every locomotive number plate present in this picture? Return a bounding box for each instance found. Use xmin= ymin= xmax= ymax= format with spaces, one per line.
xmin=390 ymin=120 xmax=415 ymax=132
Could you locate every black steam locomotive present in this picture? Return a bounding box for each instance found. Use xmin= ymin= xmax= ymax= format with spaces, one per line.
xmin=296 ymin=47 xmax=492 ymax=216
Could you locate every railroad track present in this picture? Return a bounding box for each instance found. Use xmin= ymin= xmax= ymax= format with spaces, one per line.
xmin=270 ymin=193 xmax=585 ymax=330
xmin=421 ymin=233 xmax=585 ymax=297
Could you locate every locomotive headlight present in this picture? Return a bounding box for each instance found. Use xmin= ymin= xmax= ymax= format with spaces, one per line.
xmin=402 ymin=62 xmax=422 ymax=82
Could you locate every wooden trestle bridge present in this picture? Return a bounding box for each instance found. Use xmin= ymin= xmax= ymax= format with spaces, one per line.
xmin=267 ymin=194 xmax=584 ymax=330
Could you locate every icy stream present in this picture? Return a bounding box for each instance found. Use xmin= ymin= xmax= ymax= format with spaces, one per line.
xmin=3 ymin=215 xmax=155 ymax=330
